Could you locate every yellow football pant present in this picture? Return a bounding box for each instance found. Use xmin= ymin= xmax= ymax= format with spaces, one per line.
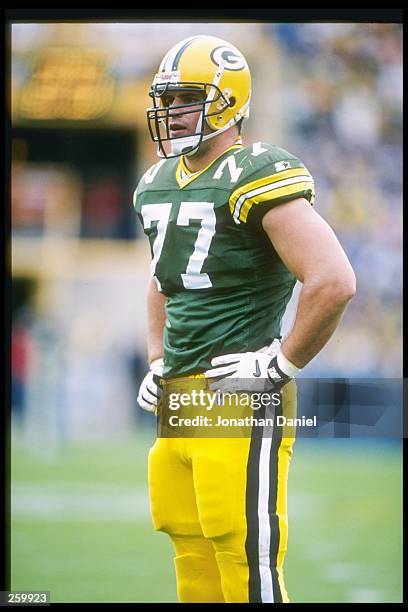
xmin=148 ymin=378 xmax=296 ymax=603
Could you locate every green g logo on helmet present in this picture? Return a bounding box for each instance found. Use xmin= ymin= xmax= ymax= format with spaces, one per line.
xmin=210 ymin=46 xmax=247 ymax=71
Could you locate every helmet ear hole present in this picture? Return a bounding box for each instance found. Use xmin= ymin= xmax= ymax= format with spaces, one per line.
xmin=229 ymin=96 xmax=236 ymax=108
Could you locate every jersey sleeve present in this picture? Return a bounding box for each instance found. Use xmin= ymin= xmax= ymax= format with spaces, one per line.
xmin=228 ymin=148 xmax=315 ymax=230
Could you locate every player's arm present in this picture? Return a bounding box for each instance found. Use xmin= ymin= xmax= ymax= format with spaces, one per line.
xmin=146 ymin=277 xmax=166 ymax=364
xmin=137 ymin=277 xmax=167 ymax=412
xmin=261 ymin=197 xmax=356 ymax=369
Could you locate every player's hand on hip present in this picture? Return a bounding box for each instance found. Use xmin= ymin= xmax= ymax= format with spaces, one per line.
xmin=204 ymin=339 xmax=300 ymax=393
xmin=137 ymin=358 xmax=164 ymax=413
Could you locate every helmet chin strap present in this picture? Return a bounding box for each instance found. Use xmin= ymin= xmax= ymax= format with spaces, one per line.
xmin=170 ymin=135 xmax=201 ymax=156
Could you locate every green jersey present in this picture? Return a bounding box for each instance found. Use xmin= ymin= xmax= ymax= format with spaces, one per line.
xmin=133 ymin=142 xmax=314 ymax=378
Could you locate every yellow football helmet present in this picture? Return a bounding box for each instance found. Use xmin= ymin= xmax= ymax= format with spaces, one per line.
xmin=147 ymin=35 xmax=251 ymax=158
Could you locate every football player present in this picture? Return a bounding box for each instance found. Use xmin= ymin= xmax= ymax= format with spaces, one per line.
xmin=134 ymin=35 xmax=356 ymax=603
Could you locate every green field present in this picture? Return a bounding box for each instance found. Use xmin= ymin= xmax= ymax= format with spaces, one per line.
xmin=9 ymin=429 xmax=402 ymax=603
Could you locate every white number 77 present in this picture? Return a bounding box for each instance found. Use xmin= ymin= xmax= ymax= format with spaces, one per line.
xmin=141 ymin=202 xmax=216 ymax=290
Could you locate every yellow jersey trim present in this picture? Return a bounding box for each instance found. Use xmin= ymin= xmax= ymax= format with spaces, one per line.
xmin=229 ymin=167 xmax=314 ymax=223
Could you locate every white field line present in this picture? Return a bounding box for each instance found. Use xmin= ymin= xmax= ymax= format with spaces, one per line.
xmin=11 ymin=482 xmax=151 ymax=521
xmin=348 ymin=588 xmax=389 ymax=603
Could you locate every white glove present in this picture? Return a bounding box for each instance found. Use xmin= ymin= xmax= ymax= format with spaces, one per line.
xmin=137 ymin=358 xmax=164 ymax=413
xmin=204 ymin=340 xmax=280 ymax=393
